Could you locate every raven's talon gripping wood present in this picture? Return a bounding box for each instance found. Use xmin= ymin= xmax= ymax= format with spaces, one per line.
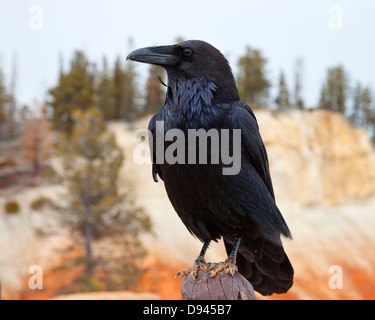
xmin=176 ymin=257 xmax=208 ymax=280
xmin=204 ymin=258 xmax=238 ymax=280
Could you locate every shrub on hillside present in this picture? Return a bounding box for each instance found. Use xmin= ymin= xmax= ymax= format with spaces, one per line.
xmin=4 ymin=200 xmax=20 ymax=215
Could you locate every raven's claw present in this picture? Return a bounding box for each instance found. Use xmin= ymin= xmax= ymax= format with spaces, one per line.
xmin=204 ymin=257 xmax=238 ymax=280
xmin=176 ymin=257 xmax=208 ymax=280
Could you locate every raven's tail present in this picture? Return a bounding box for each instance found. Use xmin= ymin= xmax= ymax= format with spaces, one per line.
xmin=224 ymin=238 xmax=294 ymax=296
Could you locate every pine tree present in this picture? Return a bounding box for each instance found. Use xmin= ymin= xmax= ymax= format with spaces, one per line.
xmin=276 ymin=71 xmax=290 ymax=110
xmin=112 ymin=57 xmax=138 ymax=120
xmin=362 ymin=87 xmax=375 ymax=140
xmin=95 ymin=57 xmax=114 ymax=120
xmin=0 ymin=64 xmax=17 ymax=141
xmin=319 ymin=65 xmax=347 ymax=114
xmin=48 ymin=51 xmax=95 ymax=134
xmin=7 ymin=54 xmax=17 ymax=139
xmin=350 ymin=82 xmax=365 ymax=127
xmin=144 ymin=64 xmax=165 ymax=115
xmin=56 ymin=108 xmax=151 ymax=284
xmin=294 ymin=58 xmax=304 ymax=109
xmin=237 ymin=46 xmax=270 ymax=108
xmin=123 ymin=60 xmax=138 ymax=120
xmin=112 ymin=57 xmax=126 ymax=120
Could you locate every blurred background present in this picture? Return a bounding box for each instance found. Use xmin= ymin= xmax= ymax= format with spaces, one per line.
xmin=1 ymin=0 xmax=375 ymax=300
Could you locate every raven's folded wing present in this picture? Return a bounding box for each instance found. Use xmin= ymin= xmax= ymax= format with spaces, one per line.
xmin=220 ymin=100 xmax=292 ymax=242
xmin=230 ymin=100 xmax=275 ymax=200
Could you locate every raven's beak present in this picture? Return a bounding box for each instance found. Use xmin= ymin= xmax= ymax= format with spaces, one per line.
xmin=126 ymin=45 xmax=179 ymax=66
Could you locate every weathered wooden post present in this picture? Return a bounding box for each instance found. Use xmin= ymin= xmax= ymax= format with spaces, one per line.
xmin=181 ymin=270 xmax=256 ymax=300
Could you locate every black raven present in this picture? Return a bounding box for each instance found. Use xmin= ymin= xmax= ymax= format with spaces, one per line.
xmin=127 ymin=40 xmax=293 ymax=295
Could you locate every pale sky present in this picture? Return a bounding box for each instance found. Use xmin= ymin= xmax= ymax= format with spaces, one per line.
xmin=1 ymin=0 xmax=374 ymax=108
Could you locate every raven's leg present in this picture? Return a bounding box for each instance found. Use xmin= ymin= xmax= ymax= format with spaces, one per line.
xmin=176 ymin=241 xmax=210 ymax=280
xmin=205 ymin=238 xmax=241 ymax=279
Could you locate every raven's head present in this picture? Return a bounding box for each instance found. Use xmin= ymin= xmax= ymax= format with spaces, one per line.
xmin=127 ymin=40 xmax=239 ymax=104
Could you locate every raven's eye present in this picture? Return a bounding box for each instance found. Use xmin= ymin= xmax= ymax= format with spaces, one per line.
xmin=183 ymin=47 xmax=193 ymax=57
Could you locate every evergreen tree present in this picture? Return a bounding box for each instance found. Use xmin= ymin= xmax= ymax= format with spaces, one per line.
xmin=362 ymin=87 xmax=375 ymax=140
xmin=112 ymin=57 xmax=126 ymax=119
xmin=48 ymin=51 xmax=95 ymax=134
xmin=294 ymin=58 xmax=304 ymax=109
xmin=319 ymin=65 xmax=347 ymax=114
xmin=276 ymin=71 xmax=290 ymax=110
xmin=350 ymin=82 xmax=366 ymax=127
xmin=123 ymin=60 xmax=138 ymax=120
xmin=56 ymin=108 xmax=151 ymax=284
xmin=112 ymin=57 xmax=138 ymax=120
xmin=144 ymin=64 xmax=165 ymax=115
xmin=7 ymin=54 xmax=17 ymax=139
xmin=0 ymin=65 xmax=16 ymax=140
xmin=237 ymin=46 xmax=270 ymax=108
xmin=95 ymin=57 xmax=114 ymax=119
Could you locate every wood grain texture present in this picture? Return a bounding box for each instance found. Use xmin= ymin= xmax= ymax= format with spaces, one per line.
xmin=181 ymin=270 xmax=256 ymax=300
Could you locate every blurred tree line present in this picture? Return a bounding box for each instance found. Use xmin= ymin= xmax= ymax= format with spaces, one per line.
xmin=318 ymin=65 xmax=375 ymax=139
xmin=48 ymin=50 xmax=165 ymax=134
xmin=46 ymin=46 xmax=306 ymax=133
xmin=2 ymin=45 xmax=375 ymax=143
xmin=237 ymin=48 xmax=374 ymax=140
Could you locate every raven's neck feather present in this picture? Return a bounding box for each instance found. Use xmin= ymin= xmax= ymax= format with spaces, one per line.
xmin=163 ymin=75 xmax=218 ymax=129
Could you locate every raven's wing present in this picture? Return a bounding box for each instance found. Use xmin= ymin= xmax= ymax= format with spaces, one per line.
xmin=148 ymin=114 xmax=163 ymax=182
xmin=224 ymin=100 xmax=293 ymax=295
xmin=231 ymin=100 xmax=275 ymax=200
xmin=226 ymin=100 xmax=291 ymax=241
